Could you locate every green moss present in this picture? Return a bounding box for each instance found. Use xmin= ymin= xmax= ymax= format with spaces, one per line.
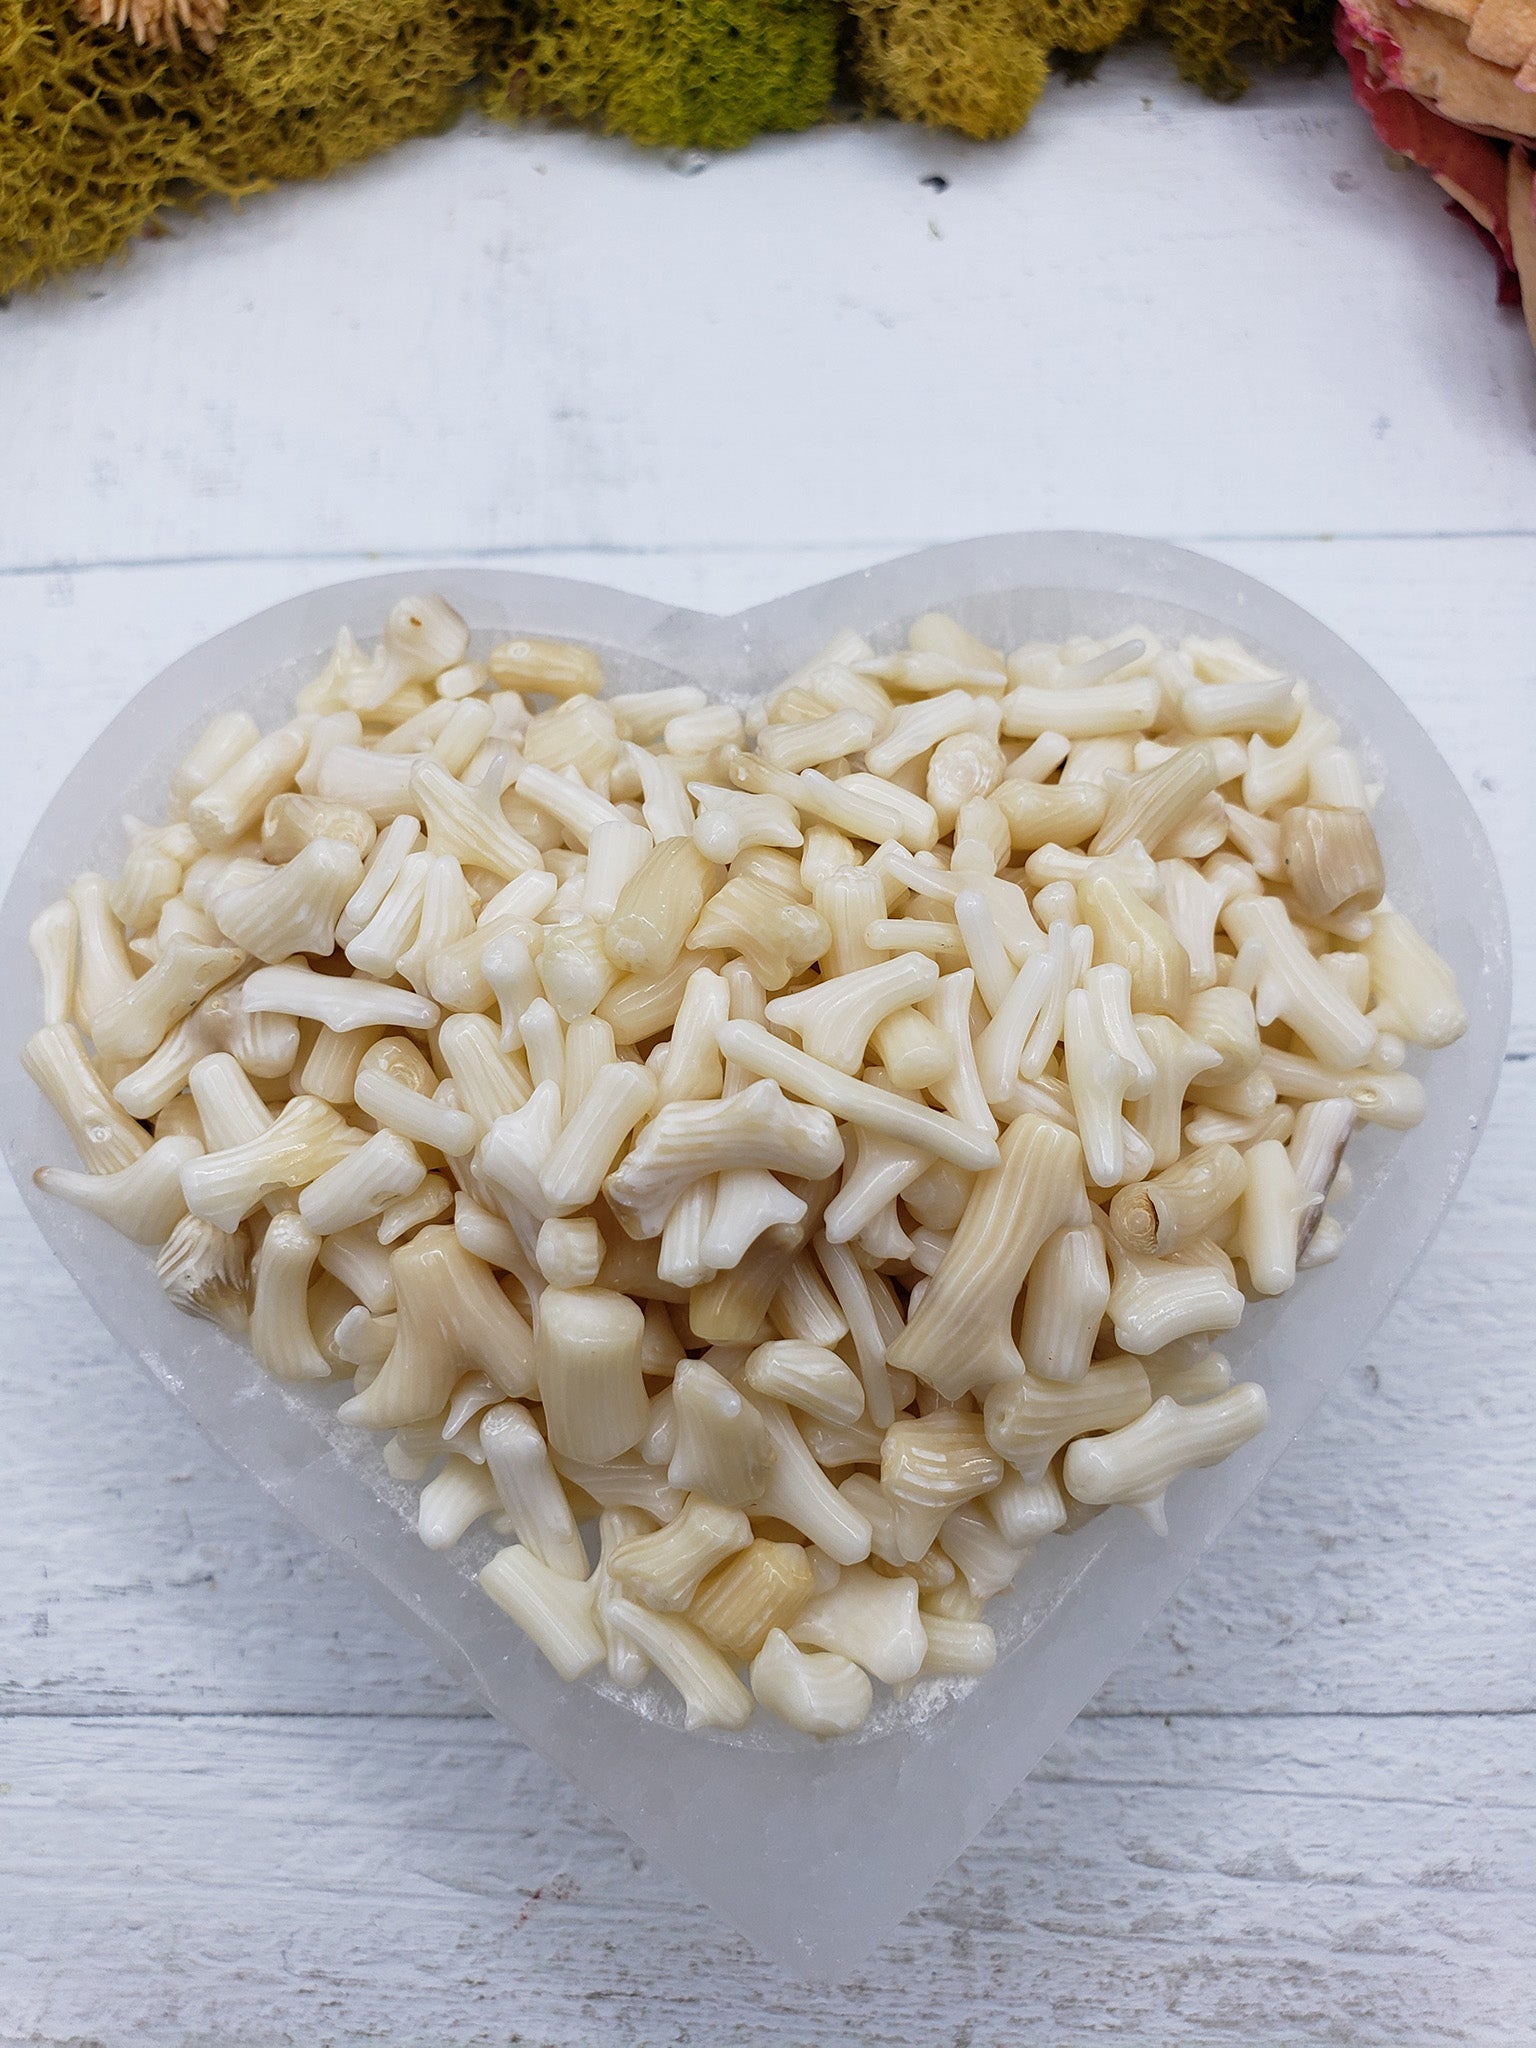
xmin=0 ymin=0 xmax=493 ymax=297
xmin=1 ymin=0 xmax=1339 ymax=295
xmin=844 ymin=0 xmax=1051 ymax=141
xmin=842 ymin=0 xmax=1319 ymax=142
xmin=1023 ymin=0 xmax=1144 ymax=56
xmin=1149 ymin=0 xmax=1333 ymax=98
xmin=491 ymin=0 xmax=840 ymax=152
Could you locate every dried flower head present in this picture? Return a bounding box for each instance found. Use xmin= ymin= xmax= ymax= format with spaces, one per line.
xmin=76 ymin=0 xmax=228 ymax=55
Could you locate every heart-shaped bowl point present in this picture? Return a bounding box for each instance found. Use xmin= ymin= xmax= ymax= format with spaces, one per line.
xmin=0 ymin=535 xmax=1510 ymax=1973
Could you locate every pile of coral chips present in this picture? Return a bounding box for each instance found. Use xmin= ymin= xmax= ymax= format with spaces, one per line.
xmin=23 ymin=595 xmax=1466 ymax=1736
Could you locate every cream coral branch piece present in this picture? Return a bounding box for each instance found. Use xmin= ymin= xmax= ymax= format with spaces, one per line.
xmin=24 ymin=594 xmax=1469 ymax=1741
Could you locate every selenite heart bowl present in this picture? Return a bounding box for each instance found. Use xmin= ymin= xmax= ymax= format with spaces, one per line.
xmin=0 ymin=534 xmax=1510 ymax=1974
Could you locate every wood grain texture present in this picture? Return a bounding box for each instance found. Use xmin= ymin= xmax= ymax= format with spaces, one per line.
xmin=2 ymin=1714 xmax=1530 ymax=2045
xmin=1 ymin=43 xmax=1532 ymax=2039
xmin=0 ymin=60 xmax=1532 ymax=575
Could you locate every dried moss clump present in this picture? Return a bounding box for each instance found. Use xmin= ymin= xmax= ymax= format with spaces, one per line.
xmin=0 ymin=0 xmax=494 ymax=296
xmin=2 ymin=0 xmax=1343 ymax=295
xmin=847 ymin=0 xmax=1330 ymax=136
xmin=1026 ymin=0 xmax=1144 ymax=56
xmin=1149 ymin=0 xmax=1334 ymax=98
xmin=492 ymin=0 xmax=840 ymax=152
xmin=843 ymin=0 xmax=1050 ymax=140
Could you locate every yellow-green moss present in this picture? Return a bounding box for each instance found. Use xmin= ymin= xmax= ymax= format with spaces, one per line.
xmin=491 ymin=0 xmax=840 ymax=151
xmin=1024 ymin=0 xmax=1144 ymax=55
xmin=1149 ymin=0 xmax=1333 ymax=98
xmin=845 ymin=0 xmax=1330 ymax=138
xmin=2 ymin=0 xmax=1340 ymax=295
xmin=0 ymin=0 xmax=493 ymax=296
xmin=843 ymin=0 xmax=1051 ymax=141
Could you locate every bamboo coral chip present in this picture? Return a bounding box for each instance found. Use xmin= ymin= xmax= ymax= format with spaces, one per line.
xmin=21 ymin=594 xmax=1467 ymax=1741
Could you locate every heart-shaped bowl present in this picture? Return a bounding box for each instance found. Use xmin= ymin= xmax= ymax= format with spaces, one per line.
xmin=0 ymin=534 xmax=1510 ymax=1975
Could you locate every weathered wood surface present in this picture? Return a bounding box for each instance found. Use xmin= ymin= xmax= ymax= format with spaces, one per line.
xmin=3 ymin=1715 xmax=1531 ymax=2045
xmin=2 ymin=63 xmax=1532 ymax=565
xmin=1 ymin=43 xmax=1532 ymax=2045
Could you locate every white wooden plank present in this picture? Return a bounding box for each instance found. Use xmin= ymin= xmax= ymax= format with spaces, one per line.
xmin=3 ymin=1059 xmax=1528 ymax=1723
xmin=2 ymin=60 xmax=1532 ymax=576
xmin=1 ymin=1712 xmax=1529 ymax=2042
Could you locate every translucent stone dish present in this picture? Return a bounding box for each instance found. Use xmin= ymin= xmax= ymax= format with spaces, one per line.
xmin=0 ymin=533 xmax=1510 ymax=1975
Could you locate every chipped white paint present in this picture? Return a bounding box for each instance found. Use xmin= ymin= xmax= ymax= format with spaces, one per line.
xmin=0 ymin=43 xmax=1532 ymax=2042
